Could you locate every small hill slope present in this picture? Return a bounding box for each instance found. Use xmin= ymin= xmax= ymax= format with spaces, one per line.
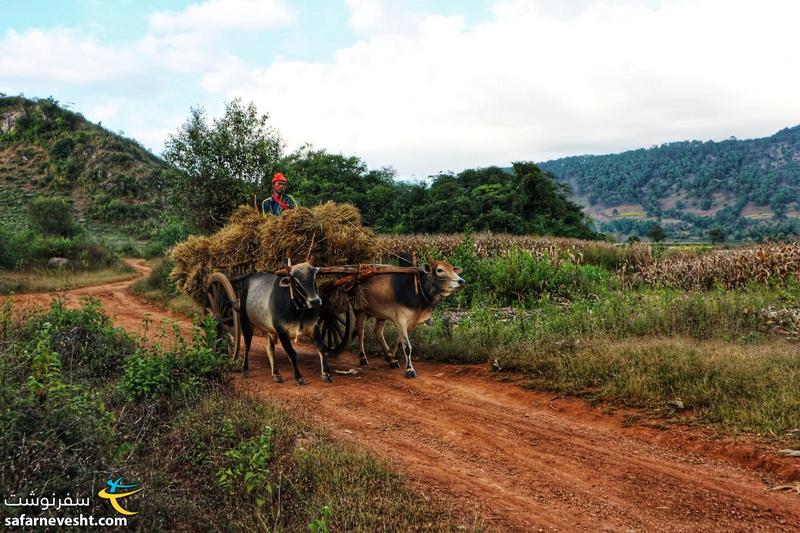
xmin=0 ymin=95 xmax=173 ymax=237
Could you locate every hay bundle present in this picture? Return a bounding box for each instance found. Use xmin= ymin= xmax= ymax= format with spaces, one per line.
xmin=170 ymin=202 xmax=378 ymax=310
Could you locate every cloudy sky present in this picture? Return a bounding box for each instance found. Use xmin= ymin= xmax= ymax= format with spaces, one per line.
xmin=2 ymin=0 xmax=799 ymax=178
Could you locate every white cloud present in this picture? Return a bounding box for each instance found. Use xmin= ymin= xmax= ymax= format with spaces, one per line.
xmin=345 ymin=0 xmax=427 ymax=35
xmin=85 ymin=98 xmax=122 ymax=123
xmin=346 ymin=0 xmax=385 ymax=33
xmin=148 ymin=0 xmax=294 ymax=34
xmin=4 ymin=0 xmax=799 ymax=178
xmin=0 ymin=28 xmax=137 ymax=84
xmin=201 ymin=56 xmax=252 ymax=93
xmin=211 ymin=0 xmax=800 ymax=177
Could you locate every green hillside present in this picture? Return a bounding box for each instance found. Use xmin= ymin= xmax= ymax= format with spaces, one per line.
xmin=0 ymin=95 xmax=174 ymax=243
xmin=539 ymin=126 xmax=800 ymax=241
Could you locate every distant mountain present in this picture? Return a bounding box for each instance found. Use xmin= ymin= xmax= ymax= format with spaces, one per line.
xmin=0 ymin=95 xmax=174 ymax=238
xmin=539 ymin=126 xmax=800 ymax=241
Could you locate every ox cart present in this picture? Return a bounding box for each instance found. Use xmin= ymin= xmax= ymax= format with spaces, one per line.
xmin=202 ymin=261 xmax=424 ymax=363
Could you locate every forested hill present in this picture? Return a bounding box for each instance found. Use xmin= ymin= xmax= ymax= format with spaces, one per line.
xmin=0 ymin=95 xmax=174 ymax=238
xmin=539 ymin=126 xmax=800 ymax=241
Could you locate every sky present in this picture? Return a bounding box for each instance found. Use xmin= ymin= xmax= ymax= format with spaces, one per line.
xmin=2 ymin=0 xmax=800 ymax=179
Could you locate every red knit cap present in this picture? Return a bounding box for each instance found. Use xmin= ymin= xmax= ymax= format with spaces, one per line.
xmin=272 ymin=172 xmax=287 ymax=184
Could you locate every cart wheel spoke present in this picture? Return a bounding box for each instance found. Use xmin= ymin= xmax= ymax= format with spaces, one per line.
xmin=329 ymin=320 xmax=342 ymax=343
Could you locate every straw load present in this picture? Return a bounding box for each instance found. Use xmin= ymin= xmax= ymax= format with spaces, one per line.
xmin=170 ymin=202 xmax=378 ymax=312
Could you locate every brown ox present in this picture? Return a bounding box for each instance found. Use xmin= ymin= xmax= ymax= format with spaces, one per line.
xmin=355 ymin=259 xmax=464 ymax=378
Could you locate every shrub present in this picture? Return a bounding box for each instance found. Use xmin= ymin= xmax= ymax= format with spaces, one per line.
xmin=216 ymin=429 xmax=274 ymax=509
xmin=49 ymin=136 xmax=75 ymax=159
xmin=0 ymin=325 xmax=115 ymax=499
xmin=27 ymin=297 xmax=138 ymax=380
xmin=8 ymin=231 xmax=120 ymax=270
xmin=137 ymin=258 xmax=179 ymax=295
xmin=0 ymin=225 xmax=25 ymax=268
xmin=27 ymin=196 xmax=80 ymax=237
xmin=120 ymin=316 xmax=228 ymax=402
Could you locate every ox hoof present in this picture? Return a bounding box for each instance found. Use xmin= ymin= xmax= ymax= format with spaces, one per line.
xmin=405 ymin=369 xmax=417 ymax=379
xmin=321 ymin=373 xmax=332 ymax=383
xmin=389 ymin=360 xmax=401 ymax=369
xmin=296 ymin=378 xmax=306 ymax=386
xmin=273 ymin=375 xmax=283 ymax=383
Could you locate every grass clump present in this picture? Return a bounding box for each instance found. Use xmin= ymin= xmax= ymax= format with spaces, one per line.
xmin=131 ymin=257 xmax=202 ymax=317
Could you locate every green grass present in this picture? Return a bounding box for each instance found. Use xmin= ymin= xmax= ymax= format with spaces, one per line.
xmin=0 ymin=263 xmax=137 ymax=294
xmin=131 ymin=257 xmax=203 ymax=318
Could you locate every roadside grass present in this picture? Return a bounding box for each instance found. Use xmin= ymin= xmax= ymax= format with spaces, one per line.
xmin=503 ymin=337 xmax=800 ymax=438
xmin=0 ymin=263 xmax=136 ymax=294
xmin=406 ymin=286 xmax=800 ymax=439
xmin=131 ymin=257 xmax=202 ymax=318
xmin=0 ymin=298 xmax=462 ymax=531
xmin=415 ymin=286 xmax=799 ymax=361
xmin=137 ymin=392 xmax=465 ymax=531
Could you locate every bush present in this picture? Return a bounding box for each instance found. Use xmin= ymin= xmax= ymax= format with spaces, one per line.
xmin=49 ymin=136 xmax=75 ymax=159
xmin=25 ymin=297 xmax=138 ymax=380
xmin=0 ymin=225 xmax=24 ymax=268
xmin=120 ymin=316 xmax=228 ymax=402
xmin=445 ymin=240 xmax=610 ymax=307
xmin=27 ymin=196 xmax=80 ymax=237
xmin=139 ymin=258 xmax=179 ymax=295
xmin=0 ymin=323 xmax=116 ymax=500
xmin=0 ymin=230 xmax=120 ymax=270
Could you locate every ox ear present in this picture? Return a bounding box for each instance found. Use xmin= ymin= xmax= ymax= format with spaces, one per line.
xmin=279 ymin=277 xmax=292 ymax=288
xmin=453 ymin=267 xmax=463 ymax=274
xmin=422 ymin=263 xmax=432 ymax=274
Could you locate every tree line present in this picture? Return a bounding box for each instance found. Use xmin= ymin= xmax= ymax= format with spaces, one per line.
xmin=164 ymin=100 xmax=599 ymax=239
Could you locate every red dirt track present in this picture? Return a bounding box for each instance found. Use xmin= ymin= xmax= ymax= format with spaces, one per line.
xmin=6 ymin=260 xmax=800 ymax=531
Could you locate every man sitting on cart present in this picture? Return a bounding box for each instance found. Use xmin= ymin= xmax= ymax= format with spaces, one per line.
xmin=262 ymin=172 xmax=298 ymax=216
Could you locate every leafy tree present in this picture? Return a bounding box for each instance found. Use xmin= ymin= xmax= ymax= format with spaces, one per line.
xmin=708 ymin=227 xmax=726 ymax=244
xmin=647 ymin=224 xmax=666 ymax=242
xmin=164 ymin=99 xmax=284 ymax=232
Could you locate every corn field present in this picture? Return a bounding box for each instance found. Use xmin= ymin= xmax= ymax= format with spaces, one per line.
xmin=375 ymin=232 xmax=652 ymax=269
xmin=377 ymin=233 xmax=800 ymax=289
xmin=621 ymin=241 xmax=800 ymax=290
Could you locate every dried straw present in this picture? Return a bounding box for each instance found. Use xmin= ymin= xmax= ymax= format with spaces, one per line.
xmin=170 ymin=202 xmax=378 ymax=311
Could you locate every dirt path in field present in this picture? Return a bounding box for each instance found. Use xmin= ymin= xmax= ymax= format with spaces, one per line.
xmin=6 ymin=260 xmax=800 ymax=531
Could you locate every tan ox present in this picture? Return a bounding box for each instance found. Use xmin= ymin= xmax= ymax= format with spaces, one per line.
xmin=355 ymin=259 xmax=464 ymax=378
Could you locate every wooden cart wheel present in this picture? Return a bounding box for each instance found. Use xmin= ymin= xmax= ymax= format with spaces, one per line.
xmin=204 ymin=272 xmax=241 ymax=359
xmin=317 ymin=304 xmax=353 ymax=356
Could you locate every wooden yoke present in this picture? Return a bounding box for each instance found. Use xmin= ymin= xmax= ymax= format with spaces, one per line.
xmin=306 ymin=263 xmax=424 ymax=292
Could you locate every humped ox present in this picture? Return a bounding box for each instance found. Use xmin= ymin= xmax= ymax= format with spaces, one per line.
xmin=355 ymin=259 xmax=465 ymax=378
xmin=239 ymin=261 xmax=331 ymax=385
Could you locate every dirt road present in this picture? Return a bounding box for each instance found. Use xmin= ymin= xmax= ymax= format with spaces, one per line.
xmin=7 ymin=260 xmax=800 ymax=531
